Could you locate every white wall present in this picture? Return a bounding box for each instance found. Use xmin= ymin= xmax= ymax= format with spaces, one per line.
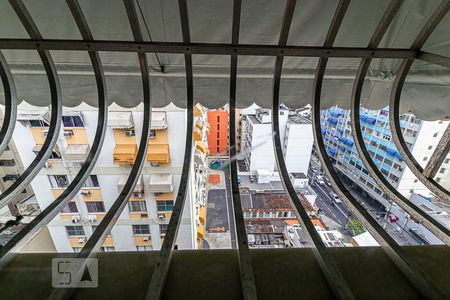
xmin=284 ymin=123 xmax=313 ymax=174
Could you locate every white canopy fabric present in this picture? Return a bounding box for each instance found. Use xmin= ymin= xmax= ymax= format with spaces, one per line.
xmin=108 ymin=111 xmax=134 ymax=128
xmin=17 ymin=111 xmax=49 ymax=122
xmin=0 ymin=0 xmax=449 ymax=120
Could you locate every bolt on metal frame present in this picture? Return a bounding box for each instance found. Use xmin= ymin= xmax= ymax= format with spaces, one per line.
xmin=0 ymin=0 xmax=447 ymax=299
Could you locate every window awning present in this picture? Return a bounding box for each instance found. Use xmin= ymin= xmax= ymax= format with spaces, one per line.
xmin=151 ymin=112 xmax=167 ymax=130
xmin=149 ymin=174 xmax=173 ymax=193
xmin=63 ymin=144 xmax=90 ymax=161
xmin=199 ymin=207 xmax=206 ymax=224
xmin=118 ymin=174 xmax=143 ymax=193
xmin=197 ymin=225 xmax=205 ymax=239
xmin=114 ymin=144 xmax=137 ymax=155
xmin=17 ymin=111 xmax=50 ymax=123
xmin=108 ymin=112 xmax=134 ymax=129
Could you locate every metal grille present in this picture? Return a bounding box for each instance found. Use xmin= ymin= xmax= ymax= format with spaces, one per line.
xmin=0 ymin=0 xmax=449 ymax=299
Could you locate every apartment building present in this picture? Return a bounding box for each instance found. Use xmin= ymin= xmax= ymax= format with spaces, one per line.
xmin=207 ymin=109 xmax=228 ymax=156
xmin=320 ymin=106 xmax=450 ymax=209
xmin=10 ymin=102 xmax=209 ymax=252
xmin=240 ymin=107 xmax=313 ymax=182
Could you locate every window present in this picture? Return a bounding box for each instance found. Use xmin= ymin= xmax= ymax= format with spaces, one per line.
xmin=49 ymin=175 xmax=69 ymax=188
xmin=92 ymin=225 xmax=111 ymax=236
xmin=0 ymin=159 xmax=15 ymax=166
xmin=2 ymin=174 xmax=19 ymax=182
xmin=136 ymin=246 xmax=152 ymax=251
xmin=132 ymin=224 xmax=150 ymax=235
xmin=83 ymin=175 xmax=100 ymax=188
xmin=436 ymin=177 xmax=441 ymax=183
xmin=66 ymin=226 xmax=85 ymax=236
xmin=439 ymin=168 xmax=446 ymax=174
xmin=61 ymin=202 xmax=78 ymax=213
xmin=149 ymin=130 xmax=156 ymax=138
xmin=62 ymin=115 xmax=84 ymax=127
xmin=157 ymin=201 xmax=174 ymax=212
xmin=423 ymin=157 xmax=428 ymax=161
xmin=29 ymin=120 xmax=48 ymax=127
xmin=433 ymin=133 xmax=438 ymax=137
xmin=128 ymin=201 xmax=147 ymax=212
xmin=414 ymin=179 xmax=418 ymax=183
xmin=86 ymin=201 xmax=105 ymax=213
xmin=159 ymin=224 xmax=169 ymax=235
xmin=445 ymin=158 xmax=450 ymax=164
xmin=428 ymin=146 xmax=433 ymax=150
xmin=100 ymin=247 xmax=115 ymax=252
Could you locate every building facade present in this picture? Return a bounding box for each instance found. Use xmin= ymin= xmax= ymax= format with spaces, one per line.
xmin=320 ymin=106 xmax=450 ymax=209
xmin=207 ymin=109 xmax=228 ymax=156
xmin=240 ymin=107 xmax=313 ymax=182
xmin=9 ymin=102 xmax=209 ymax=253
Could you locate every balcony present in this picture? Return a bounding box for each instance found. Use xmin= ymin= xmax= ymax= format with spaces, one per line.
xmin=113 ymin=144 xmax=138 ymax=166
xmin=195 ymin=141 xmax=210 ymax=156
xmin=147 ymin=128 xmax=170 ymax=164
xmin=62 ymin=144 xmax=90 ymax=161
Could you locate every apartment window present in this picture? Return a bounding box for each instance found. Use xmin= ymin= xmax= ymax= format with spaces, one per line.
xmin=445 ymin=158 xmax=450 ymax=164
xmin=428 ymin=145 xmax=433 ymax=150
xmin=157 ymin=201 xmax=174 ymax=212
xmin=100 ymin=247 xmax=115 ymax=252
xmin=414 ymin=179 xmax=418 ymax=183
xmin=49 ymin=175 xmax=69 ymax=188
xmin=73 ymin=247 xmax=82 ymax=253
xmin=436 ymin=177 xmax=441 ymax=183
xmin=0 ymin=159 xmax=15 ymax=167
xmin=439 ymin=168 xmax=446 ymax=174
xmin=29 ymin=120 xmax=48 ymax=127
xmin=2 ymin=174 xmax=19 ymax=182
xmin=83 ymin=175 xmax=100 ymax=188
xmin=132 ymin=224 xmax=150 ymax=235
xmin=66 ymin=226 xmax=85 ymax=236
xmin=86 ymin=201 xmax=105 ymax=213
xmin=92 ymin=225 xmax=111 ymax=236
xmin=433 ymin=133 xmax=438 ymax=137
xmin=136 ymin=246 xmax=152 ymax=251
xmin=423 ymin=157 xmax=428 ymax=161
xmin=62 ymin=115 xmax=84 ymax=127
xmin=159 ymin=224 xmax=169 ymax=235
xmin=61 ymin=202 xmax=78 ymax=213
xmin=149 ymin=130 xmax=156 ymax=138
xmin=128 ymin=201 xmax=147 ymax=212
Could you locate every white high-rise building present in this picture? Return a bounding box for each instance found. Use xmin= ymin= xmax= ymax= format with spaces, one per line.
xmin=9 ymin=102 xmax=209 ymax=252
xmin=240 ymin=106 xmax=313 ymax=185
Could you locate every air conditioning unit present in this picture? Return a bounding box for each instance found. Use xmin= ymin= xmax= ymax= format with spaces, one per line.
xmin=80 ymin=190 xmax=91 ymax=197
xmin=63 ymin=130 xmax=74 ymax=137
xmin=78 ymin=237 xmax=87 ymax=244
xmin=125 ymin=129 xmax=135 ymax=136
xmin=87 ymin=215 xmax=97 ymax=223
xmin=140 ymin=213 xmax=148 ymax=218
xmin=158 ymin=213 xmax=165 ymax=219
xmin=71 ymin=216 xmax=80 ymax=223
xmin=142 ymin=236 xmax=150 ymax=241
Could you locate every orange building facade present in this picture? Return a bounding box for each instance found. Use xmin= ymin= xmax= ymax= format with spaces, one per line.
xmin=207 ymin=110 xmax=228 ymax=156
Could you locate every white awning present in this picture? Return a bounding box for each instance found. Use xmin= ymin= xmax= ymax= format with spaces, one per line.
xmin=62 ymin=144 xmax=90 ymax=161
xmin=149 ymin=174 xmax=174 ymax=193
xmin=151 ymin=112 xmax=168 ymax=130
xmin=118 ymin=174 xmax=143 ymax=192
xmin=108 ymin=112 xmax=134 ymax=129
xmin=17 ymin=111 xmax=49 ymax=122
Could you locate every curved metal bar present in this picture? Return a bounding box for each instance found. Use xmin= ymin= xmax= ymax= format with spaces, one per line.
xmin=227 ymin=1 xmax=258 ymax=299
xmin=0 ymin=0 xmax=63 ymax=209
xmin=388 ymin=0 xmax=450 ymax=201
xmin=0 ymin=51 xmax=17 ymax=155
xmin=312 ymin=1 xmax=447 ymax=299
xmin=145 ymin=1 xmax=194 ymax=299
xmin=0 ymin=0 xmax=109 ymax=271
xmin=350 ymin=0 xmax=450 ymax=244
xmin=272 ymin=1 xmax=354 ymax=299
xmin=48 ymin=0 xmax=152 ymax=299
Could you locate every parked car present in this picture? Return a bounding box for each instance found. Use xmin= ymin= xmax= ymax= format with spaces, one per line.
xmin=324 ymin=177 xmax=332 ymax=187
